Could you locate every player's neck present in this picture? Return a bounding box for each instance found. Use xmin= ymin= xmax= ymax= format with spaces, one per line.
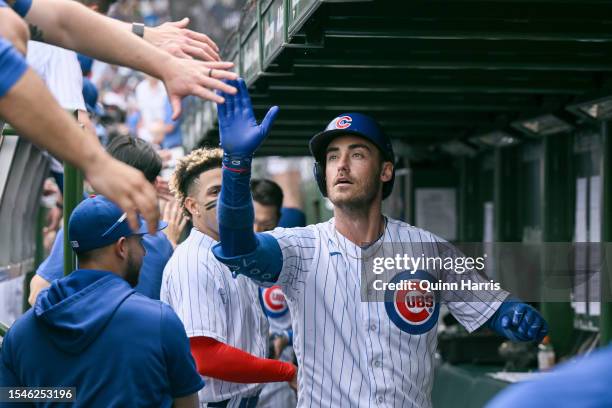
xmin=193 ymin=221 xmax=220 ymax=242
xmin=333 ymin=202 xmax=384 ymax=246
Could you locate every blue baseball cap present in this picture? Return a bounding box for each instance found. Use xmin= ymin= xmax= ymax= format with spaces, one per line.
xmin=309 ymin=113 xmax=394 ymax=163
xmin=82 ymin=78 xmax=104 ymax=117
xmin=68 ymin=195 xmax=167 ymax=254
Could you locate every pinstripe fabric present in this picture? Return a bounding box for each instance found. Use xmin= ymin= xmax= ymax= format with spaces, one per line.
xmin=267 ymin=218 xmax=508 ymax=408
xmin=26 ymin=41 xmax=85 ymax=111
xmin=161 ymin=228 xmax=269 ymax=406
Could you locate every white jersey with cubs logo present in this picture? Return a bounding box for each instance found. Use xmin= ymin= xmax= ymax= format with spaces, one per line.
xmin=161 ymin=228 xmax=269 ymax=405
xmin=267 ymin=218 xmax=508 ymax=408
xmin=259 ymin=285 xmax=292 ymax=333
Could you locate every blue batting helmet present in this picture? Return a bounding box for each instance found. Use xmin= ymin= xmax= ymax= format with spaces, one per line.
xmin=308 ymin=113 xmax=395 ymax=199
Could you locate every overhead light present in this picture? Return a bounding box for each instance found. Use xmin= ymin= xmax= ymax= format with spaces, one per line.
xmin=470 ymin=131 xmax=520 ymax=147
xmin=568 ymin=96 xmax=612 ymax=121
xmin=440 ymin=140 xmax=478 ymax=157
xmin=511 ymin=114 xmax=573 ymax=137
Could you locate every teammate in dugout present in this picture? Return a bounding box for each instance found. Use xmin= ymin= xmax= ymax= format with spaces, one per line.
xmin=160 ymin=149 xmax=297 ymax=408
xmin=211 ymin=79 xmax=549 ymax=408
xmin=0 ymin=195 xmax=203 ymax=407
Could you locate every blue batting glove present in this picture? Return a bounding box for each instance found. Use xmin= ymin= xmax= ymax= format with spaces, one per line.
xmin=487 ymin=300 xmax=548 ymax=343
xmin=216 ymin=78 xmax=279 ymax=162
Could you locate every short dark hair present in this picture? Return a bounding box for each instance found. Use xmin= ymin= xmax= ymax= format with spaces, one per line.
xmin=106 ymin=136 xmax=162 ymax=183
xmin=251 ymin=179 xmax=283 ymax=216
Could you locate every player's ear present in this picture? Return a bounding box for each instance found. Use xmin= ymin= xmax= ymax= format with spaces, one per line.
xmin=184 ymin=196 xmax=198 ymax=217
xmin=115 ymin=237 xmax=128 ymax=260
xmin=380 ymin=161 xmax=393 ymax=183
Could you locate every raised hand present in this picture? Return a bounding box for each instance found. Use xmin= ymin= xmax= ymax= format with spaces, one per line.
xmin=145 ymin=17 xmax=221 ymax=62
xmin=216 ymin=78 xmax=279 ymax=159
xmin=163 ymin=59 xmax=238 ymax=120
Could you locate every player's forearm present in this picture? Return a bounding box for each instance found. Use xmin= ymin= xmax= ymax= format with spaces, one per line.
xmin=23 ymin=0 xmax=166 ymax=79
xmin=0 ymin=68 xmax=110 ymax=172
xmin=217 ymin=162 xmax=257 ymax=256
xmin=189 ymin=337 xmax=296 ymax=383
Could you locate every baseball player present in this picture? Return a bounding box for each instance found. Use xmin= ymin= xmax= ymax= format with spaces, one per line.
xmin=28 ymin=135 xmax=176 ymax=305
xmin=0 ymin=195 xmax=203 ymax=407
xmin=211 ymin=79 xmax=549 ymax=408
xmin=250 ymin=179 xmax=297 ymax=408
xmin=160 ymin=149 xmax=297 ymax=408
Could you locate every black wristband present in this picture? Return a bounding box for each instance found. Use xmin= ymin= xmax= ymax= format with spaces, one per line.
xmin=132 ymin=22 xmax=145 ymax=38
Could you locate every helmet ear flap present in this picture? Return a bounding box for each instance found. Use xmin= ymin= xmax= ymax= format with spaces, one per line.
xmin=313 ymin=161 xmax=327 ymax=197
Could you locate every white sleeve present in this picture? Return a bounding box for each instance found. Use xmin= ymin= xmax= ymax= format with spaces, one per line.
xmin=25 ymin=41 xmax=48 ymax=79
xmin=268 ymin=226 xmax=318 ymax=300
xmin=434 ymin=240 xmax=509 ymax=332
xmin=45 ymin=48 xmax=86 ymax=111
xmin=161 ymin=247 xmax=228 ymax=342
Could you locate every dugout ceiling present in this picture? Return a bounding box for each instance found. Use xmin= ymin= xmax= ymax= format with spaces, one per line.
xmin=183 ymin=0 xmax=612 ymax=159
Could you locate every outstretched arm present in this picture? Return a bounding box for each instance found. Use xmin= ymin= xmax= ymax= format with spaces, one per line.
xmin=8 ymin=0 xmax=237 ymax=115
xmin=190 ymin=337 xmax=296 ymax=384
xmin=0 ymin=41 xmax=159 ymax=234
xmin=211 ymin=79 xmax=283 ymax=283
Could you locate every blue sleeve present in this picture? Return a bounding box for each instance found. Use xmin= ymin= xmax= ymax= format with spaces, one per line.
xmin=217 ymin=163 xmax=257 ymax=256
xmin=0 ymin=37 xmax=28 ymax=98
xmin=160 ymin=304 xmax=205 ymax=398
xmin=486 ymin=345 xmax=612 ymax=408
xmin=0 ymin=332 xmax=20 ymax=387
xmin=135 ymin=233 xmax=173 ymax=300
xmin=0 ymin=1 xmax=7 ymax=7
xmin=212 ymin=161 xmax=283 ymax=283
xmin=36 ymin=228 xmax=65 ymax=282
xmin=10 ymin=0 xmax=32 ymax=17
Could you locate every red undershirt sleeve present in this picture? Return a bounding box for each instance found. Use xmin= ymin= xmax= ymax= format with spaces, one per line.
xmin=189 ymin=336 xmax=296 ymax=383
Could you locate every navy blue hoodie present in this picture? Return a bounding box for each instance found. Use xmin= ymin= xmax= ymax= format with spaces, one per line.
xmin=0 ymin=269 xmax=203 ymax=407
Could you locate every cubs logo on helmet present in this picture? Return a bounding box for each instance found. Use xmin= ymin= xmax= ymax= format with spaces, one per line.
xmin=334 ymin=115 xmax=352 ymax=129
xmin=259 ymin=285 xmax=289 ymax=318
xmin=385 ymin=270 xmax=440 ymax=335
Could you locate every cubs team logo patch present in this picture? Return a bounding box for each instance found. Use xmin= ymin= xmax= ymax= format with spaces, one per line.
xmin=334 ymin=115 xmax=352 ymax=129
xmin=259 ymin=285 xmax=289 ymax=318
xmin=384 ymin=270 xmax=440 ymax=335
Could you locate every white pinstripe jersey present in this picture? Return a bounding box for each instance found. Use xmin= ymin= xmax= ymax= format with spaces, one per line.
xmin=26 ymin=41 xmax=85 ymax=111
xmin=161 ymin=228 xmax=269 ymax=405
xmin=268 ymin=217 xmax=508 ymax=408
